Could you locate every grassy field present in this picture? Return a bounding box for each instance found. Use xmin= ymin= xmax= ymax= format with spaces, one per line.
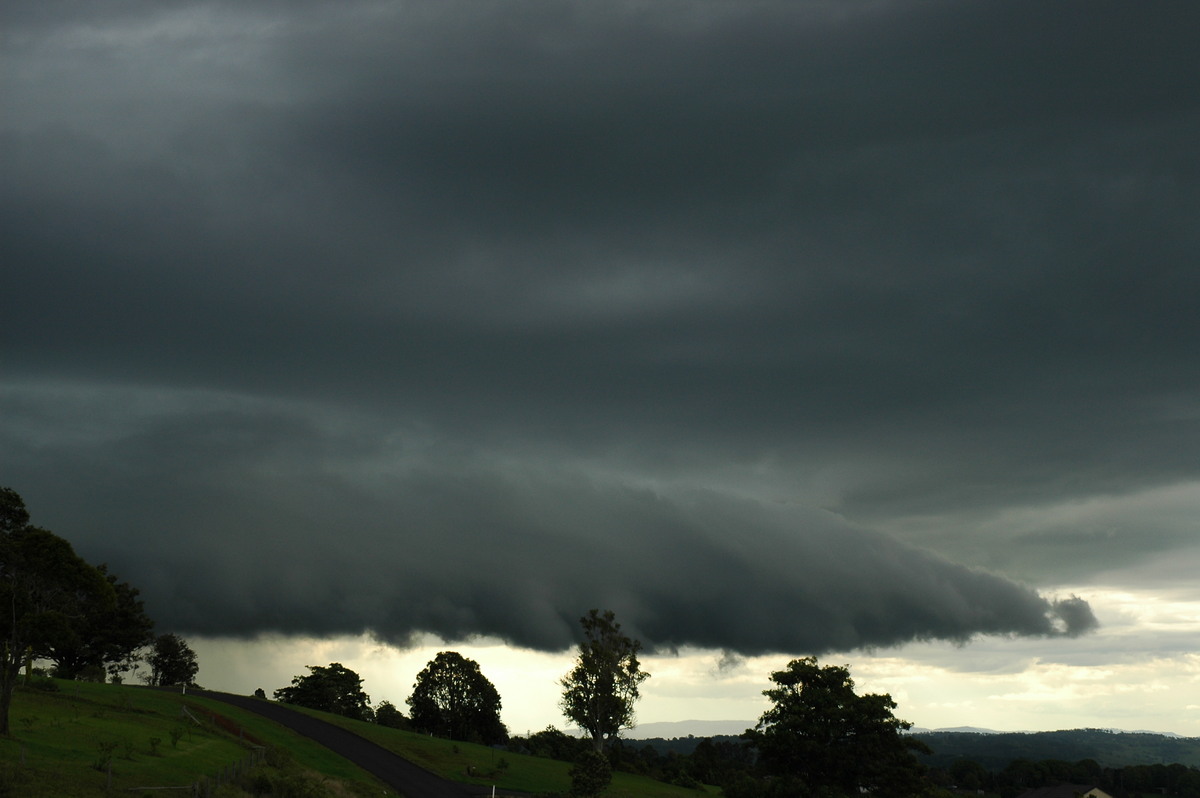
xmin=2 ymin=678 xmax=716 ymax=797
xmin=283 ymin=703 xmax=719 ymax=797
xmin=0 ymin=678 xmax=389 ymax=797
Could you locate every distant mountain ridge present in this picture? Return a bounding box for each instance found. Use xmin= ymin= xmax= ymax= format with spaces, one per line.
xmin=626 ymin=723 xmax=1199 ymax=769
xmin=908 ymin=725 xmax=1183 ymax=737
xmin=626 ymin=720 xmax=753 ymax=739
xmin=912 ymin=728 xmax=1199 ymax=770
xmin=629 ymin=720 xmax=1186 ymax=741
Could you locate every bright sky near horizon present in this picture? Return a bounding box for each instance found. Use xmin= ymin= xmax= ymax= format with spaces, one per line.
xmin=3 ymin=1 xmax=1199 ymax=739
xmin=183 ymin=579 xmax=1198 ymax=739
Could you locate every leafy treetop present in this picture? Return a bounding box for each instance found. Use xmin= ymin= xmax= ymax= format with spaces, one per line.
xmin=408 ymin=650 xmax=507 ymax=744
xmin=560 ymin=609 xmax=650 ymax=753
xmin=275 ymin=662 xmax=373 ymax=722
xmin=744 ymin=656 xmax=930 ymax=798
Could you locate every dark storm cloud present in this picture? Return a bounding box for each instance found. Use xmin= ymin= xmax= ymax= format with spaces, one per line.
xmin=0 ymin=385 xmax=1095 ymax=652
xmin=3 ymin=1 xmax=1198 ymax=651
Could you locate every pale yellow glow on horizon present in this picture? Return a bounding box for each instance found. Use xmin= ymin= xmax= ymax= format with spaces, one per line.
xmin=187 ymin=584 xmax=1200 ymax=738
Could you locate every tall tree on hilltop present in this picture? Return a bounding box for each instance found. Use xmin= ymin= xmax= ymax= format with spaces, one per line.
xmin=407 ymin=651 xmax=507 ymax=744
xmin=1 ymin=487 xmax=115 ymax=734
xmin=743 ymin=657 xmax=930 ymax=798
xmin=147 ymin=633 xmax=199 ymax=687
xmin=274 ymin=662 xmax=373 ymax=721
xmin=560 ymin=609 xmax=650 ymax=753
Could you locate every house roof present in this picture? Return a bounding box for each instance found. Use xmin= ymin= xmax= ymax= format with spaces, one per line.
xmin=1017 ymin=785 xmax=1113 ymax=798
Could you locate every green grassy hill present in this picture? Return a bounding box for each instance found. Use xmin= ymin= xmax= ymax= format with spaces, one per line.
xmin=278 ymin=702 xmax=718 ymax=797
xmin=0 ymin=678 xmax=389 ymax=797
xmin=2 ymin=678 xmax=716 ymax=797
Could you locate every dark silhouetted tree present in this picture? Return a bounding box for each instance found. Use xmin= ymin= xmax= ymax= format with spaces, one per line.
xmin=560 ymin=609 xmax=649 ymax=754
xmin=407 ymin=651 xmax=506 ymax=744
xmin=744 ymin=656 xmax=930 ymax=798
xmin=0 ymin=487 xmax=30 ymax=534
xmin=274 ymin=662 xmax=372 ymax=721
xmin=374 ymin=700 xmax=408 ymax=729
xmin=147 ymin=633 xmax=199 ymax=687
xmin=519 ymin=726 xmax=590 ymax=761
xmin=44 ymin=564 xmax=154 ymax=681
xmin=1 ymin=488 xmax=115 ymax=734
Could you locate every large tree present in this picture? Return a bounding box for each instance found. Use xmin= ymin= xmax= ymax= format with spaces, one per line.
xmin=407 ymin=651 xmax=507 ymax=744
xmin=146 ymin=633 xmax=199 ymax=687
xmin=743 ymin=657 xmax=930 ymax=798
xmin=1 ymin=484 xmax=157 ymax=691
xmin=1 ymin=488 xmax=115 ymax=734
xmin=95 ymin=567 xmax=157 ymax=681
xmin=274 ymin=662 xmax=372 ymax=721
xmin=43 ymin=565 xmax=155 ymax=681
xmin=560 ymin=609 xmax=650 ymax=753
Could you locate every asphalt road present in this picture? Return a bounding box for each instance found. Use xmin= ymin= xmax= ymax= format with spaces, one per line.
xmin=191 ymin=689 xmax=484 ymax=797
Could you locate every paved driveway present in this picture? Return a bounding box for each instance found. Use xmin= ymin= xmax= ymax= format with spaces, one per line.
xmin=192 ymin=689 xmax=482 ymax=797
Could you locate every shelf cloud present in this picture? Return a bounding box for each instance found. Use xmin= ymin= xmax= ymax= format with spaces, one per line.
xmin=3 ymin=0 xmax=1196 ymax=663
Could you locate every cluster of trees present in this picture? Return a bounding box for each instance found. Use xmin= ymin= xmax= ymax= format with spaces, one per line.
xmin=270 ymin=609 xmax=650 ymax=795
xmin=274 ymin=662 xmax=374 ymax=721
xmin=270 ymin=652 xmax=510 ymax=744
xmin=917 ymin=728 xmax=1200 ymax=773
xmin=267 ymin=608 xmax=930 ymax=797
xmin=1 ymin=487 xmax=200 ymax=734
xmin=216 ymin=623 xmax=1192 ymax=797
xmin=271 ymin=652 xmax=511 ymax=744
xmin=512 ymin=654 xmax=930 ymax=798
xmin=925 ymin=755 xmax=1200 ymax=798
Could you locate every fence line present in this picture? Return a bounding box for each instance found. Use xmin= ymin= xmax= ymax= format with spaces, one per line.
xmin=129 ymin=744 xmax=267 ymax=796
xmin=190 ymin=745 xmax=268 ymax=797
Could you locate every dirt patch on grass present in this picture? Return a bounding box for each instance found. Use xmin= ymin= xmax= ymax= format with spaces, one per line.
xmin=185 ymin=703 xmax=267 ymax=747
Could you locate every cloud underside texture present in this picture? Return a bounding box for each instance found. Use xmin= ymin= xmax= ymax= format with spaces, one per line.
xmin=175 ymin=473 xmax=1094 ymax=653
xmin=2 ymin=0 xmax=1196 ymax=652
xmin=5 ymin=393 xmax=1094 ymax=653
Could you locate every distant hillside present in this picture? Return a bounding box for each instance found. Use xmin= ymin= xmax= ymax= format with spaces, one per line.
xmin=626 ymin=720 xmax=752 ymax=739
xmin=913 ymin=729 xmax=1200 ymax=770
xmin=626 ymin=727 xmax=1200 ymax=770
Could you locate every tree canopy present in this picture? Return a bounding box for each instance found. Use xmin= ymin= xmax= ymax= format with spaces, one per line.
xmin=1 ymin=488 xmax=116 ymax=733
xmin=374 ymin=700 xmax=408 ymax=730
xmin=43 ymin=564 xmax=155 ymax=681
xmin=743 ymin=657 xmax=929 ymax=798
xmin=147 ymin=633 xmax=200 ymax=687
xmin=407 ymin=650 xmax=506 ymax=744
xmin=560 ymin=609 xmax=649 ymax=754
xmin=274 ymin=662 xmax=373 ymax=721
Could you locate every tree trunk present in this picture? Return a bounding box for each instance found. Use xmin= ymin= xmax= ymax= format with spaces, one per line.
xmin=0 ymin=658 xmax=17 ymax=736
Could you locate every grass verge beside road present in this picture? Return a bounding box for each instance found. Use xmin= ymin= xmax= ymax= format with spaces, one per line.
xmin=285 ymin=704 xmax=719 ymax=797
xmin=3 ymin=678 xmax=716 ymax=797
xmin=1 ymin=678 xmax=387 ymax=797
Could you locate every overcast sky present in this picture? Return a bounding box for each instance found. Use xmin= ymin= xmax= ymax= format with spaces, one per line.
xmin=3 ymin=1 xmax=1198 ymax=735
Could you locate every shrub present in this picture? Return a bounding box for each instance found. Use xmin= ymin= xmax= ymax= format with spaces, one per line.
xmin=26 ymin=675 xmax=59 ymax=692
xmin=569 ymin=750 xmax=613 ymax=798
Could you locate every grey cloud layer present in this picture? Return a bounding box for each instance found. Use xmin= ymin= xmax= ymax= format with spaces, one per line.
xmin=3 ymin=1 xmax=1198 ymax=651
xmin=1 ymin=387 xmax=1095 ymax=652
